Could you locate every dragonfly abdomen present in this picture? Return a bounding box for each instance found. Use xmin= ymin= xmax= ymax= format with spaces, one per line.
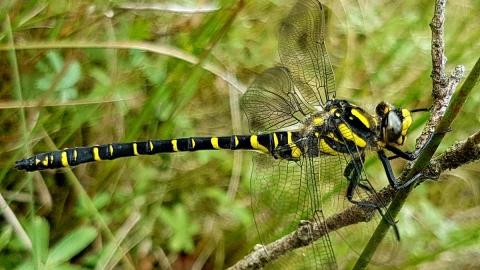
xmin=14 ymin=132 xmax=299 ymax=171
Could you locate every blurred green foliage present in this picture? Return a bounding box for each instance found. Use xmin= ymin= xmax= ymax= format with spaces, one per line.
xmin=1 ymin=0 xmax=480 ymax=269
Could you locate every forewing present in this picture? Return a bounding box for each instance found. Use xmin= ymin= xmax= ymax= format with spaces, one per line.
xmin=278 ymin=0 xmax=336 ymax=106
xmin=241 ymin=67 xmax=313 ymax=133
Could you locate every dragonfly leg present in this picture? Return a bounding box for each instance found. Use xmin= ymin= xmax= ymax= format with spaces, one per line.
xmin=387 ymin=127 xmax=451 ymax=161
xmin=377 ymin=149 xmax=426 ymax=189
xmin=344 ymin=156 xmax=380 ymax=209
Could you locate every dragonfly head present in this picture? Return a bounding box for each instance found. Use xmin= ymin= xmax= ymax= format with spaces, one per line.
xmin=376 ymin=102 xmax=412 ymax=146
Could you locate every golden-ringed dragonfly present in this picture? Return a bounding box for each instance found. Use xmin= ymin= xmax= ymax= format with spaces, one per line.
xmin=15 ymin=0 xmax=431 ymax=268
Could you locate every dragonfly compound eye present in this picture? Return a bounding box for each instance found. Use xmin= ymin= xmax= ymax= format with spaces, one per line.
xmin=382 ymin=111 xmax=403 ymax=144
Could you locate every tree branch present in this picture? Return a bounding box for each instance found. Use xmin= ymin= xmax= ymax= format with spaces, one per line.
xmin=430 ymin=0 xmax=449 ymax=98
xmin=228 ymin=204 xmax=375 ymax=270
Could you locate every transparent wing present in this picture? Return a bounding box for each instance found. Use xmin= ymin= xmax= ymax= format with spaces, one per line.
xmin=278 ymin=0 xmax=336 ymax=106
xmin=241 ymin=67 xmax=314 ymax=133
xmin=250 ymin=146 xmax=347 ymax=269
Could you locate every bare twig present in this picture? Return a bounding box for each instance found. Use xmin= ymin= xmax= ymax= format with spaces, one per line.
xmin=430 ymin=0 xmax=449 ymax=97
xmin=426 ymin=131 xmax=480 ymax=178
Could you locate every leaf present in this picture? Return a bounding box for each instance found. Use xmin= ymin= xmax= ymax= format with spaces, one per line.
xmin=45 ymin=227 xmax=97 ymax=266
xmin=16 ymin=262 xmax=88 ymax=270
xmin=129 ymin=18 xmax=153 ymax=40
xmin=205 ymin=188 xmax=252 ymax=227
xmin=34 ymin=50 xmax=81 ymax=101
xmin=76 ymin=192 xmax=110 ymax=218
xmin=15 ymin=261 xmax=35 ymax=270
xmin=57 ymin=61 xmax=81 ymax=90
xmin=158 ymin=204 xmax=199 ymax=253
xmin=49 ymin=265 xmax=88 ymax=270
xmin=29 ymin=216 xmax=49 ymax=263
xmin=46 ymin=50 xmax=64 ymax=73
xmin=36 ymin=75 xmax=53 ymax=91
xmin=58 ymin=87 xmax=78 ymax=102
xmin=0 ymin=226 xmax=13 ymax=251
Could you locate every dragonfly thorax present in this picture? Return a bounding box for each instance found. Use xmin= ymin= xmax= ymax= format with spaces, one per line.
xmin=293 ymin=100 xmax=414 ymax=160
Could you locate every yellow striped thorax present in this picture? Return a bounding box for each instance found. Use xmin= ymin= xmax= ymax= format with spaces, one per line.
xmin=293 ymin=99 xmax=415 ymax=159
xmin=311 ymin=99 xmax=377 ymax=151
xmin=248 ymin=99 xmax=416 ymax=162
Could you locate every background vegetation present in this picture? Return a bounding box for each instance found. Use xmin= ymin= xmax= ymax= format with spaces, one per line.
xmin=1 ymin=0 xmax=480 ymax=269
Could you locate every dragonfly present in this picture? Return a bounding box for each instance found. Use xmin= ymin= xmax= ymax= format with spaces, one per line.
xmin=15 ymin=0 xmax=430 ymax=268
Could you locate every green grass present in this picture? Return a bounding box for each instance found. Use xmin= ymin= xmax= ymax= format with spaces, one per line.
xmin=1 ymin=0 xmax=480 ymax=269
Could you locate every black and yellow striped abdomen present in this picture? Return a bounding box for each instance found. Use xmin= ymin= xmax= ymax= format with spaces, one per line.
xmin=14 ymin=132 xmax=306 ymax=171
